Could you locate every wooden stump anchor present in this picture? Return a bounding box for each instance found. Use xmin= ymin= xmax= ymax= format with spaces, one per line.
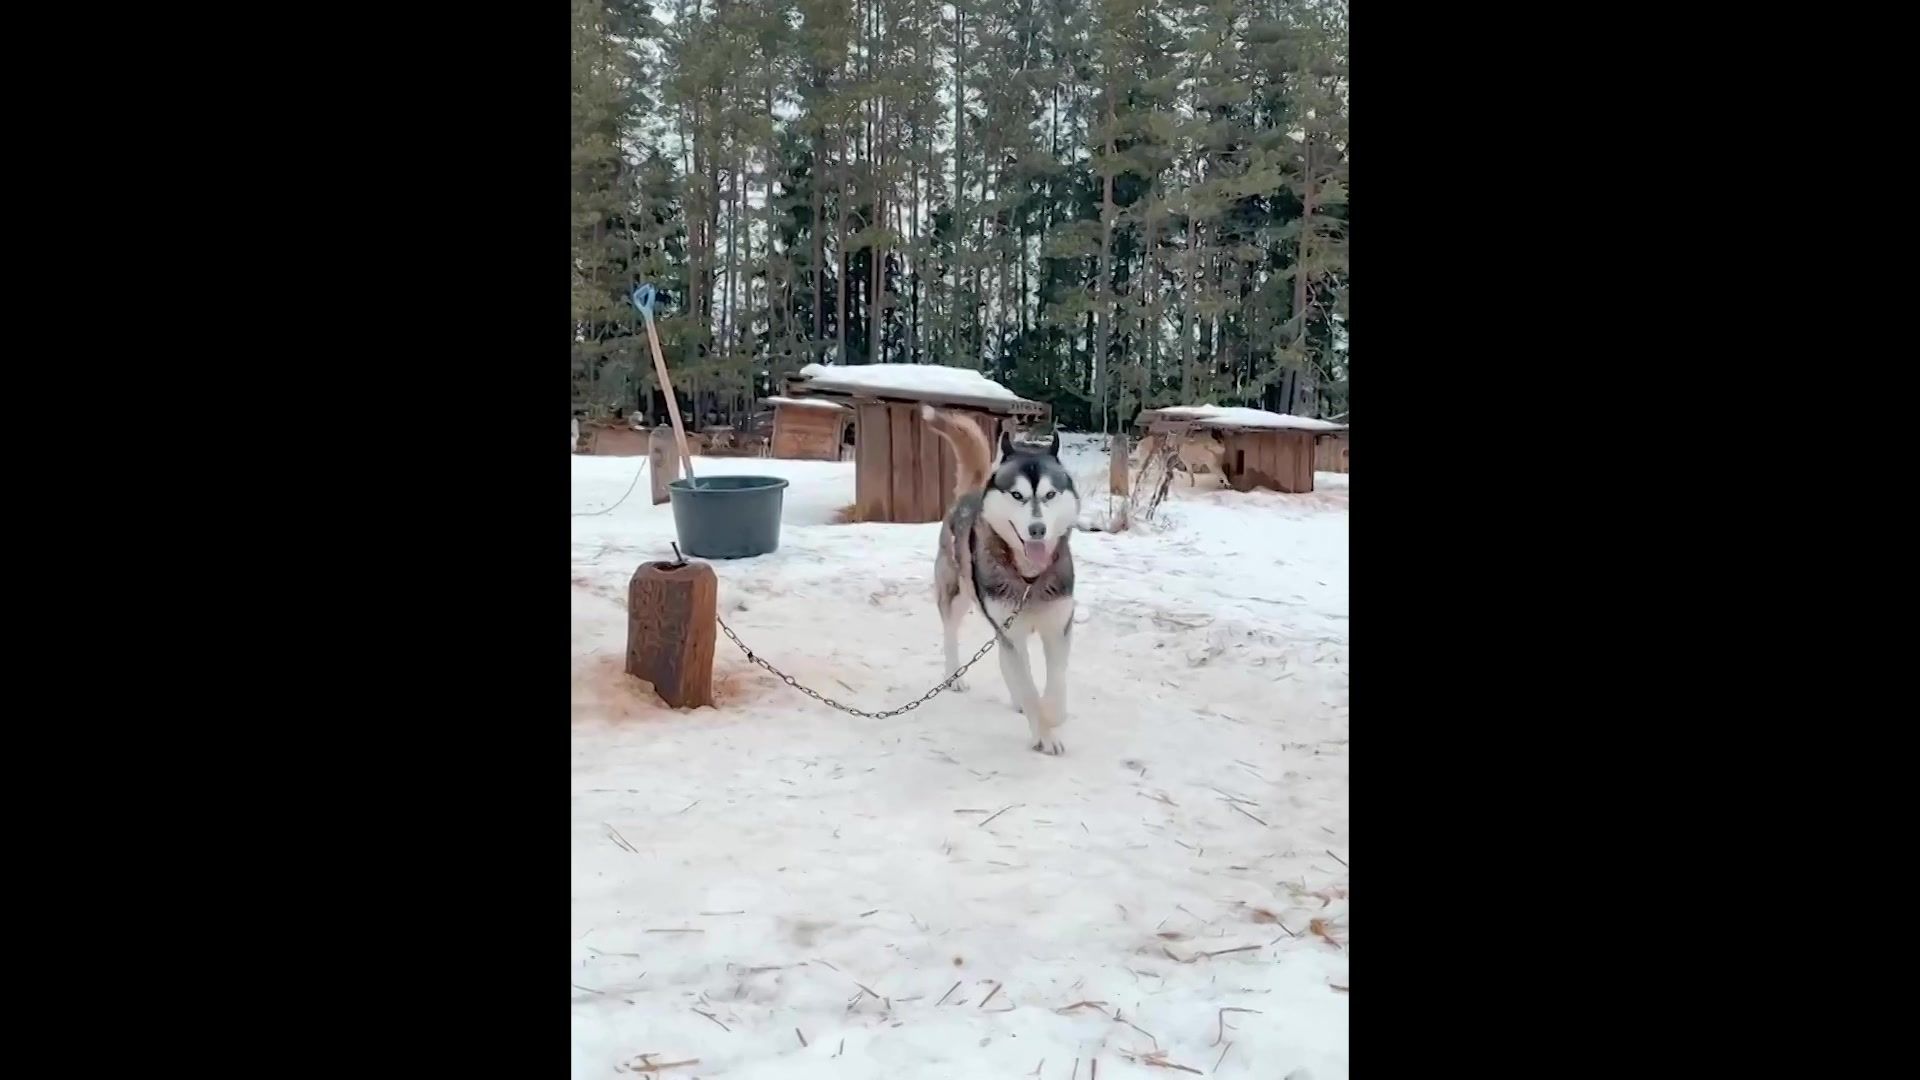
xmin=650 ymin=425 xmax=681 ymax=505
xmin=626 ymin=555 xmax=717 ymax=709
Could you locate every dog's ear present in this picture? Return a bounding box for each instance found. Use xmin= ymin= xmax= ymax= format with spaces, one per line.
xmin=999 ymin=429 xmax=1015 ymax=458
xmin=1047 ymin=430 xmax=1061 ymax=457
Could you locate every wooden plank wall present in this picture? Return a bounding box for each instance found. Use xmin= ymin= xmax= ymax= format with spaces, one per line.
xmin=770 ymin=405 xmax=845 ymax=461
xmin=855 ymin=403 xmax=892 ymax=521
xmin=974 ymin=412 xmax=1003 ymax=460
xmin=1223 ymin=432 xmax=1256 ymax=492
xmin=844 ymin=403 xmax=1021 ymax=522
xmin=1314 ymin=433 xmax=1348 ymax=473
xmin=588 ymin=427 xmax=651 ymax=456
xmin=890 ymin=405 xmax=917 ymax=520
xmin=848 ymin=404 xmax=1012 ymax=522
xmin=1284 ymin=432 xmax=1313 ymax=491
xmin=916 ymin=410 xmax=943 ymax=520
xmin=1223 ymin=431 xmax=1317 ymax=493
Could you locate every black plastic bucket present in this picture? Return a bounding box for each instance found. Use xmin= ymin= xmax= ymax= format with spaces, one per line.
xmin=667 ymin=476 xmax=790 ymax=559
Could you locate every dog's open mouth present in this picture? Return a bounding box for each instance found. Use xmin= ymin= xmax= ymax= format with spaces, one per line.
xmin=1008 ymin=518 xmax=1052 ymax=569
xmin=1021 ymin=535 xmax=1050 ymax=567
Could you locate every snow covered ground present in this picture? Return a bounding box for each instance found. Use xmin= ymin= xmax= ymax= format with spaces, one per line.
xmin=571 ymin=434 xmax=1349 ymax=1079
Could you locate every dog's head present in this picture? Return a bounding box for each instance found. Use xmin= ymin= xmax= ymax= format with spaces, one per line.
xmin=981 ymin=429 xmax=1079 ymax=574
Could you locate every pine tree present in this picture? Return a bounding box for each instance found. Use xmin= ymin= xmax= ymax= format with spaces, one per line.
xmin=575 ymin=0 xmax=1348 ymax=428
xmin=573 ymin=0 xmax=676 ymax=416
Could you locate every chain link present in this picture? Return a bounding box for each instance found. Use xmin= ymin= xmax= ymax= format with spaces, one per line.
xmin=716 ymin=586 xmax=1031 ymax=719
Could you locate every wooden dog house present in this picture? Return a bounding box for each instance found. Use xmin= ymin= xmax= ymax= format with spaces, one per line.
xmin=784 ymin=363 xmax=1049 ymax=523
xmin=1135 ymin=405 xmax=1347 ymax=493
xmin=762 ymin=395 xmax=851 ymax=461
xmin=580 ymin=421 xmax=652 ymax=456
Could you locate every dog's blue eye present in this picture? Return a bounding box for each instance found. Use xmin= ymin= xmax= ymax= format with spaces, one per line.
xmin=1010 ymin=491 xmax=1026 ymax=502
xmin=1044 ymin=490 xmax=1056 ymax=501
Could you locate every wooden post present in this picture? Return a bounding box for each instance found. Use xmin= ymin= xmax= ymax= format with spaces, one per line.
xmin=1109 ymin=433 xmax=1129 ymax=496
xmin=650 ymin=425 xmax=681 ymax=505
xmin=626 ymin=559 xmax=717 ymax=709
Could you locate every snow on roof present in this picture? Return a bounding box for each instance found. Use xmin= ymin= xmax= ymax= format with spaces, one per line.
xmin=1147 ymin=405 xmax=1348 ymax=433
xmin=794 ymin=363 xmax=1040 ymax=413
xmin=762 ymin=395 xmax=848 ymax=411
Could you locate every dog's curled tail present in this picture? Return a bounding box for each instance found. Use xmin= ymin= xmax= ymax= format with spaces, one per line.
xmin=920 ymin=403 xmax=992 ymax=505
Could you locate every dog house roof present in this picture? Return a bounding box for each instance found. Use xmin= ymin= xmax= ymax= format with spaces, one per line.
xmin=1136 ymin=405 xmax=1347 ymax=434
xmin=761 ymin=395 xmax=849 ymax=412
xmin=785 ymin=363 xmax=1048 ymax=417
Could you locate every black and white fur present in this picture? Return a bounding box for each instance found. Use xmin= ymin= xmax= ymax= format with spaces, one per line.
xmin=924 ymin=405 xmax=1081 ymax=754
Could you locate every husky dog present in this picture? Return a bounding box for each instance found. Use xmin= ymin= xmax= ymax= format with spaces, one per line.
xmin=1130 ymin=429 xmax=1225 ymax=485
xmin=922 ymin=405 xmax=1081 ymax=755
xmin=1172 ymin=430 xmax=1226 ymax=485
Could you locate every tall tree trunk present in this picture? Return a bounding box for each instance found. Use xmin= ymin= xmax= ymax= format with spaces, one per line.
xmin=1044 ymin=79 xmax=1058 ymax=384
xmin=1082 ymin=308 xmax=1095 ymax=409
xmin=896 ymin=156 xmax=909 ymax=360
xmin=1293 ymin=137 xmax=1315 ymax=356
xmin=1019 ymin=213 xmax=1029 ymax=343
xmin=870 ymin=15 xmax=885 ymax=368
xmin=689 ymin=102 xmax=710 ymax=350
xmin=862 ymin=0 xmax=873 ymax=166
xmin=973 ymin=120 xmax=989 ymax=373
xmin=675 ymin=99 xmax=699 ymax=362
xmin=704 ymin=130 xmax=721 ymax=348
xmin=980 ymin=150 xmax=995 ymax=378
xmin=950 ymin=5 xmax=965 ymax=367
xmin=1182 ymin=212 xmax=1197 ymax=401
xmin=812 ymin=145 xmax=824 ymax=349
xmin=1092 ymin=89 xmax=1116 ymax=434
xmin=908 ymin=106 xmax=921 ymax=363
xmin=1001 ymin=191 xmax=1013 ymax=382
xmin=724 ymin=158 xmax=739 ymax=363
xmin=1144 ymin=198 xmax=1158 ymax=408
xmin=1207 ymin=248 xmax=1220 ymax=381
xmin=766 ymin=83 xmax=783 ymax=356
xmin=836 ymin=123 xmax=849 ymax=364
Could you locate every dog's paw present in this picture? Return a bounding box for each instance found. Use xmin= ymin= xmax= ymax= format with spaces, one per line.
xmin=1031 ymin=735 xmax=1066 ymax=756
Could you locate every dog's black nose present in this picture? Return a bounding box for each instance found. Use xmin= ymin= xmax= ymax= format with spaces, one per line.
xmin=1027 ymin=522 xmax=1046 ymax=539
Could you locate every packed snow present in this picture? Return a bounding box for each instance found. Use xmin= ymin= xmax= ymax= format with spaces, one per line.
xmin=571 ymin=435 xmax=1349 ymax=1079
xmin=795 ymin=362 xmax=1027 ymax=404
xmin=763 ymin=396 xmax=849 ymax=412
xmin=1152 ymin=406 xmax=1347 ymax=433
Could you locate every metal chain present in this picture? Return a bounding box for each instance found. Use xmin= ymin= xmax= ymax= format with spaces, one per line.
xmin=570 ymin=453 xmax=648 ymax=517
xmin=716 ymin=585 xmax=1031 ymax=719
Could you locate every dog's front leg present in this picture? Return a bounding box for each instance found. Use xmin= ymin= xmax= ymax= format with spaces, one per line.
xmin=1035 ymin=605 xmax=1071 ymax=755
xmin=940 ymin=590 xmax=971 ymax=691
xmin=995 ymin=629 xmax=1048 ymax=749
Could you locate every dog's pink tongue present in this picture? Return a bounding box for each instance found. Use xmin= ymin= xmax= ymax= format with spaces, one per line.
xmin=1023 ymin=539 xmax=1050 ymax=566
